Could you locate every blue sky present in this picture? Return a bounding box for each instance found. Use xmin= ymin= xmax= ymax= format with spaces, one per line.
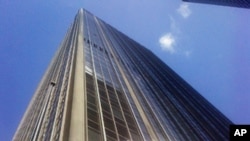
xmin=0 ymin=0 xmax=250 ymax=140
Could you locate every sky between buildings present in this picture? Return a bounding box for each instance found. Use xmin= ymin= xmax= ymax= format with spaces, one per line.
xmin=0 ymin=0 xmax=250 ymax=140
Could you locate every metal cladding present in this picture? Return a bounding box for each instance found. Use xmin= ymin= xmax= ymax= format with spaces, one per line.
xmin=13 ymin=8 xmax=232 ymax=141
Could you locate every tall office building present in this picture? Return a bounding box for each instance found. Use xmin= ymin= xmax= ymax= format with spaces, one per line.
xmin=183 ymin=0 xmax=250 ymax=8
xmin=13 ymin=9 xmax=232 ymax=141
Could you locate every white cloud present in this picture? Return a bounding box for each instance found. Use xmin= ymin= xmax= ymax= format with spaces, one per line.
xmin=177 ymin=3 xmax=191 ymax=18
xmin=158 ymin=16 xmax=192 ymax=56
xmin=159 ymin=33 xmax=176 ymax=53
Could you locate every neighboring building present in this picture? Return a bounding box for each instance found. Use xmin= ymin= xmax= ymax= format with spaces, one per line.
xmin=13 ymin=8 xmax=232 ymax=141
xmin=183 ymin=0 xmax=250 ymax=8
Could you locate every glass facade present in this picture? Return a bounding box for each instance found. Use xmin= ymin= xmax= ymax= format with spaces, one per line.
xmin=183 ymin=0 xmax=250 ymax=8
xmin=13 ymin=9 xmax=232 ymax=141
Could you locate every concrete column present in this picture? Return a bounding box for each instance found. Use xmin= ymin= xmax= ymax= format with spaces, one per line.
xmin=68 ymin=9 xmax=85 ymax=141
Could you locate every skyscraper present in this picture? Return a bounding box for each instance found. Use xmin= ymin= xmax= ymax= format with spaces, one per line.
xmin=183 ymin=0 xmax=250 ymax=8
xmin=13 ymin=8 xmax=232 ymax=141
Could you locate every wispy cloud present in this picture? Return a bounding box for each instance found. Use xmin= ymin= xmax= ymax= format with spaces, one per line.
xmin=159 ymin=33 xmax=176 ymax=53
xmin=170 ymin=16 xmax=180 ymax=34
xmin=158 ymin=17 xmax=192 ymax=57
xmin=177 ymin=3 xmax=191 ymax=18
xmin=159 ymin=17 xmax=178 ymax=54
xmin=159 ymin=11 xmax=192 ymax=56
